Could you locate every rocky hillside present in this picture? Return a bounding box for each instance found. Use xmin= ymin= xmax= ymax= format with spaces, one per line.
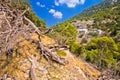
xmin=0 ymin=33 xmax=101 ymax=80
xmin=0 ymin=0 xmax=102 ymax=80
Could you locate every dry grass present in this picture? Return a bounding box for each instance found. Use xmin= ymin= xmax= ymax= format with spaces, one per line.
xmin=0 ymin=33 xmax=101 ymax=80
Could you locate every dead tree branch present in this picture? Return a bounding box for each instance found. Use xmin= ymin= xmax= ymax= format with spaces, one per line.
xmin=0 ymin=2 xmax=68 ymax=66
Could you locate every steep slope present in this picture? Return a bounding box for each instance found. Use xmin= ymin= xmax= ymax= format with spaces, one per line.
xmin=64 ymin=50 xmax=100 ymax=80
xmin=0 ymin=33 xmax=101 ymax=80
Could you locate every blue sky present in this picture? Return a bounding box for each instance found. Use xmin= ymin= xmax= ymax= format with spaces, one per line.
xmin=30 ymin=0 xmax=104 ymax=27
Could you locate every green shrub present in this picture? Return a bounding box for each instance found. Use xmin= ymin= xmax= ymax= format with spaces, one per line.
xmin=81 ymin=38 xmax=88 ymax=44
xmin=84 ymin=37 xmax=120 ymax=68
xmin=88 ymin=32 xmax=98 ymax=37
xmin=57 ymin=50 xmax=67 ymax=57
xmin=78 ymin=34 xmax=84 ymax=38
xmin=48 ymin=21 xmax=78 ymax=45
xmin=67 ymin=41 xmax=82 ymax=55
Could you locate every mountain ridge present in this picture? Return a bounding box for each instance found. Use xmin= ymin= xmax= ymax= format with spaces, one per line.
xmin=70 ymin=0 xmax=119 ymax=20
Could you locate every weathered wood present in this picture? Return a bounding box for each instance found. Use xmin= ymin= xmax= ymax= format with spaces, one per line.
xmin=23 ymin=16 xmax=42 ymax=36
xmin=28 ymin=54 xmax=48 ymax=80
xmin=37 ymin=42 xmax=68 ymax=65
xmin=28 ymin=55 xmax=38 ymax=80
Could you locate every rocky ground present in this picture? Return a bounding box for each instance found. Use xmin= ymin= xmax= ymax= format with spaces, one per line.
xmin=0 ymin=33 xmax=101 ymax=80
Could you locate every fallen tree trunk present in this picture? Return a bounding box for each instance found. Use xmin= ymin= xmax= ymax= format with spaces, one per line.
xmin=28 ymin=39 xmax=68 ymax=66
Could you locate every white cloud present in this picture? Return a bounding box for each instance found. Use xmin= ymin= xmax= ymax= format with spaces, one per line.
xmin=49 ymin=9 xmax=55 ymax=14
xmin=55 ymin=0 xmax=59 ymax=6
xmin=36 ymin=1 xmax=45 ymax=8
xmin=49 ymin=9 xmax=63 ymax=19
xmin=55 ymin=0 xmax=85 ymax=8
xmin=53 ymin=11 xmax=63 ymax=19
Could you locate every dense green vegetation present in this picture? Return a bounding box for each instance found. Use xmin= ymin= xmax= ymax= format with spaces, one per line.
xmin=70 ymin=0 xmax=120 ymax=21
xmin=85 ymin=37 xmax=120 ymax=68
xmin=67 ymin=41 xmax=82 ymax=55
xmin=47 ymin=21 xmax=78 ymax=45
xmin=11 ymin=0 xmax=46 ymax=28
